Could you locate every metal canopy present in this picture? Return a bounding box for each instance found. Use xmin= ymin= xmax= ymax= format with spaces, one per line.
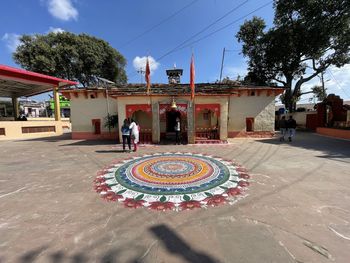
xmin=0 ymin=64 xmax=77 ymax=98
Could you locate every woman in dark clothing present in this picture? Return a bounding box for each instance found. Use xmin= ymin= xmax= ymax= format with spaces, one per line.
xmin=121 ymin=119 xmax=131 ymax=151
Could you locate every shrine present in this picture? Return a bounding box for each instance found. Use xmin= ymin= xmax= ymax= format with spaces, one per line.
xmin=61 ymin=69 xmax=284 ymax=144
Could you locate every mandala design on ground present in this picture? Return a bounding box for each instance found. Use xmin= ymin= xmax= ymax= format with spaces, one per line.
xmin=94 ymin=152 xmax=250 ymax=211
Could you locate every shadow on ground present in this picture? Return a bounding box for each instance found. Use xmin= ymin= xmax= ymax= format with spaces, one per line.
xmin=257 ymin=131 xmax=350 ymax=161
xmin=147 ymin=224 xmax=220 ymax=263
xmin=13 ymin=224 xmax=219 ymax=263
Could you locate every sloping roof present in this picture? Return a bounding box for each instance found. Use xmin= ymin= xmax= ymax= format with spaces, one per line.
xmin=61 ymin=83 xmax=284 ymax=96
xmin=0 ymin=64 xmax=78 ymax=97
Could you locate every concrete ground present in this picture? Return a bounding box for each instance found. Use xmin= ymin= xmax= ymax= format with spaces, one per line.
xmin=0 ymin=132 xmax=349 ymax=263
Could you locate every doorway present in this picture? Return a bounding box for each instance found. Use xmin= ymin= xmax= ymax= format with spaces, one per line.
xmin=166 ymin=110 xmax=181 ymax=132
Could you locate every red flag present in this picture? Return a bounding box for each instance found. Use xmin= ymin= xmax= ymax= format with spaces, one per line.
xmin=145 ymin=57 xmax=151 ymax=94
xmin=190 ymin=54 xmax=195 ymax=100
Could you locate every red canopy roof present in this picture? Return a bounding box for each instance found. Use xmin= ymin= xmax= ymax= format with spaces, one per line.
xmin=0 ymin=64 xmax=78 ymax=97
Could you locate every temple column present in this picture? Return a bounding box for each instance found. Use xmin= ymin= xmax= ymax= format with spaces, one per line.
xmin=219 ymin=99 xmax=229 ymax=141
xmin=12 ymin=96 xmax=19 ymax=120
xmin=152 ymin=102 xmax=160 ymax=143
xmin=53 ymin=86 xmax=61 ymax=121
xmin=187 ymin=101 xmax=195 ymax=144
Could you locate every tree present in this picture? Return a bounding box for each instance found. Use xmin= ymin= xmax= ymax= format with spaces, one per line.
xmin=13 ymin=32 xmax=127 ymax=87
xmin=311 ymin=85 xmax=327 ymax=101
xmin=236 ymin=0 xmax=350 ymax=111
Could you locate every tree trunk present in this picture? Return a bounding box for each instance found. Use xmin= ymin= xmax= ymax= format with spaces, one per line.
xmin=284 ymin=77 xmax=293 ymax=112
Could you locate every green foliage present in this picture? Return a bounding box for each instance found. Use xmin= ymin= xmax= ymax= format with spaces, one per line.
xmin=236 ymin=0 xmax=350 ymax=111
xmin=13 ymin=32 xmax=127 ymax=87
xmin=311 ymin=85 xmax=327 ymax=101
xmin=104 ymin=114 xmax=118 ymax=129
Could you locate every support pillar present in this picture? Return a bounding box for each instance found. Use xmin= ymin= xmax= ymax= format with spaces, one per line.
xmin=219 ymin=99 xmax=229 ymax=141
xmin=152 ymin=102 xmax=160 ymax=143
xmin=187 ymin=101 xmax=195 ymax=144
xmin=53 ymin=86 xmax=61 ymax=121
xmin=12 ymin=96 xmax=19 ymax=120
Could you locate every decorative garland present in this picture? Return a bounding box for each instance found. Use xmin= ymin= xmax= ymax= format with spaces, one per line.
xmin=94 ymin=152 xmax=250 ymax=211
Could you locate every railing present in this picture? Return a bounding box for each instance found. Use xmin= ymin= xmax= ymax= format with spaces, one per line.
xmin=195 ymin=127 xmax=219 ymax=140
xmin=139 ymin=129 xmax=152 ymax=144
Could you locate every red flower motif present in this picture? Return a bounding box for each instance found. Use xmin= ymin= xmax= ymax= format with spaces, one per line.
xmin=94 ymin=184 xmax=111 ymax=193
xmin=239 ymin=173 xmax=250 ymax=179
xmin=205 ymin=195 xmax=227 ymax=206
xmin=226 ymin=187 xmax=241 ymax=196
xmin=94 ymin=177 xmax=106 ymax=183
xmin=179 ymin=200 xmax=202 ymax=210
xmin=238 ymin=180 xmax=250 ymax=187
xmin=236 ymin=167 xmax=247 ymax=173
xmin=123 ymin=198 xmax=145 ymax=209
xmin=101 ymin=192 xmax=123 ymax=202
xmin=149 ymin=201 xmax=175 ymax=211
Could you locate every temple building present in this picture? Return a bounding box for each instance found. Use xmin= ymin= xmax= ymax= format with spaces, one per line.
xmin=61 ymin=69 xmax=284 ymax=144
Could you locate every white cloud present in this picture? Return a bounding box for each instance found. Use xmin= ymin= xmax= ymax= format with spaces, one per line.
xmin=47 ymin=0 xmax=78 ymax=21
xmin=133 ymin=56 xmax=160 ymax=74
xmin=47 ymin=27 xmax=65 ymax=33
xmin=2 ymin=33 xmax=21 ymax=52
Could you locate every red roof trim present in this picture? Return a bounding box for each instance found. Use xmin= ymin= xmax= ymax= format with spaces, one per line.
xmin=0 ymin=64 xmax=78 ymax=87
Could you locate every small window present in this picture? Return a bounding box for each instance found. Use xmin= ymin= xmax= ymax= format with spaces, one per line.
xmin=90 ymin=94 xmax=95 ymax=99
xmin=250 ymin=91 xmax=255 ymax=96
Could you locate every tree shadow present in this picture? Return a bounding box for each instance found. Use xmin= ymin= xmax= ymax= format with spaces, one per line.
xmin=149 ymin=224 xmax=220 ymax=263
xmin=257 ymin=131 xmax=350 ymax=161
xmin=18 ymin=245 xmax=48 ymax=262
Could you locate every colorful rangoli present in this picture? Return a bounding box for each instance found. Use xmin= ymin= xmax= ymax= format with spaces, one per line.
xmin=94 ymin=152 xmax=250 ymax=211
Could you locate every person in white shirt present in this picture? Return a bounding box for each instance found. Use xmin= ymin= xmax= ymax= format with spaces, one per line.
xmin=175 ymin=117 xmax=181 ymax=145
xmin=129 ymin=119 xmax=140 ymax=152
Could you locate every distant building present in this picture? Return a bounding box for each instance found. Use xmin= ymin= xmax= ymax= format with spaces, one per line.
xmin=48 ymin=95 xmax=71 ymax=117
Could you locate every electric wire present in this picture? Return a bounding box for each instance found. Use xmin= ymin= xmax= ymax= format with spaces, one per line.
xmin=128 ymin=0 xmax=272 ymax=81
xmin=174 ymin=1 xmax=273 ymax=52
xmin=155 ymin=0 xmax=249 ymax=61
xmin=119 ymin=0 xmax=199 ymax=49
xmin=327 ymin=68 xmax=350 ymax=98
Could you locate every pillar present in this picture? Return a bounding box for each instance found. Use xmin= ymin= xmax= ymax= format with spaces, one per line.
xmin=219 ymin=99 xmax=229 ymax=141
xmin=53 ymin=86 xmax=61 ymax=121
xmin=187 ymin=101 xmax=195 ymax=144
xmin=12 ymin=96 xmax=19 ymax=120
xmin=152 ymin=102 xmax=160 ymax=143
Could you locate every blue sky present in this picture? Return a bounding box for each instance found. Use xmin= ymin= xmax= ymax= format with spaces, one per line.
xmin=1 ymin=0 xmax=349 ymax=102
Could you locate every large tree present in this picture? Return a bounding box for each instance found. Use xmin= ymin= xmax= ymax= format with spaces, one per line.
xmin=13 ymin=32 xmax=127 ymax=87
xmin=236 ymin=0 xmax=350 ymax=111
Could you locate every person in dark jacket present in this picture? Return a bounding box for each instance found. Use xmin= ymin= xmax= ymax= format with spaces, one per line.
xmin=121 ymin=119 xmax=131 ymax=152
xmin=286 ymin=116 xmax=297 ymax=142
xmin=278 ymin=116 xmax=287 ymax=141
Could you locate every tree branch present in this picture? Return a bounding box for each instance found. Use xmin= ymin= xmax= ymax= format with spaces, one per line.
xmin=272 ymin=78 xmax=287 ymax=86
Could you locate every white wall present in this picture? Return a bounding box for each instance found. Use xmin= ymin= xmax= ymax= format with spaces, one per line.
xmin=70 ymin=95 xmax=118 ymax=133
xmin=228 ymin=94 xmax=275 ymax=132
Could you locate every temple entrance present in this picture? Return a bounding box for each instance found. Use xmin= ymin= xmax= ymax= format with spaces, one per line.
xmin=166 ymin=110 xmax=181 ymax=132
xmin=159 ymin=103 xmax=188 ymax=144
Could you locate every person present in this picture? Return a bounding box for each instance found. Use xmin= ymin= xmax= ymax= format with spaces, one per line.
xmin=278 ymin=116 xmax=287 ymax=141
xmin=174 ymin=117 xmax=181 ymax=145
xmin=121 ymin=119 xmax=131 ymax=152
xmin=129 ymin=119 xmax=140 ymax=152
xmin=286 ymin=116 xmax=297 ymax=142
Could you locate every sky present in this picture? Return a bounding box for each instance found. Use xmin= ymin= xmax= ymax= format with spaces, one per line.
xmin=1 ymin=0 xmax=349 ymax=103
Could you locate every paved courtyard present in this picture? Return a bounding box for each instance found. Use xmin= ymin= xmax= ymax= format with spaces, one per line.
xmin=0 ymin=132 xmax=349 ymax=263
